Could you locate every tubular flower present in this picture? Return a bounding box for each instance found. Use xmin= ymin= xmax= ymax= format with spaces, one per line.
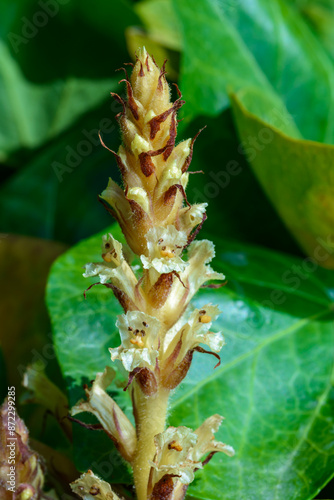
xmin=164 ymin=304 xmax=225 ymax=358
xmin=160 ymin=305 xmax=225 ymax=389
xmin=161 ymin=240 xmax=226 ymax=328
xmin=76 ymin=47 xmax=234 ymax=500
xmin=84 ymin=233 xmax=142 ymax=312
xmin=149 ymin=426 xmax=201 ymax=489
xmin=148 ymin=418 xmax=234 ymax=498
xmin=190 ymin=414 xmax=235 ymax=461
xmin=71 ymin=367 xmax=136 ymax=463
xmin=141 ymin=225 xmax=188 ymax=273
xmin=109 ymin=311 xmax=161 ymax=371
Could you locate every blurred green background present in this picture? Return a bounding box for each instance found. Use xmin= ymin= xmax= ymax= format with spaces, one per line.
xmin=1 ymin=0 xmax=334 ymax=499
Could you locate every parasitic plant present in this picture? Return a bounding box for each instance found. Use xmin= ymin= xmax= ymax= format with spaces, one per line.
xmin=70 ymin=47 xmax=234 ymax=500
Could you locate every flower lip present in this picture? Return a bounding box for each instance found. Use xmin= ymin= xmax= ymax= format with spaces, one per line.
xmin=101 ymin=233 xmax=123 ymax=266
xmin=141 ymin=225 xmax=189 ymax=274
xmin=109 ymin=311 xmax=161 ymax=371
xmin=149 ymin=426 xmax=201 ymax=486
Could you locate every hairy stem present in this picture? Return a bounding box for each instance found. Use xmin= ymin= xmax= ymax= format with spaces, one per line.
xmin=132 ymin=386 xmax=170 ymax=500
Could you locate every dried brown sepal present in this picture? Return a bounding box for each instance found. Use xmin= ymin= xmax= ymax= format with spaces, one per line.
xmin=139 ymin=145 xmax=168 ymax=177
xmin=200 ymin=281 xmax=228 ymax=289
xmin=163 ymin=112 xmax=177 ymax=161
xmin=110 ymin=92 xmax=126 ymax=116
xmin=201 ymin=450 xmax=218 ymax=467
xmin=150 ymin=474 xmax=175 ymax=500
xmin=157 ymin=60 xmax=167 ymax=91
xmin=161 ymin=349 xmax=194 ymax=390
xmin=68 ymin=415 xmax=104 ymax=432
xmin=181 ymin=126 xmax=206 ymax=173
xmin=163 ymin=338 xmax=182 ymax=370
xmin=123 ymin=367 xmax=143 ymax=392
xmin=99 ymin=195 xmax=152 ymax=256
xmin=106 ymin=283 xmax=139 ymax=313
xmin=147 ymin=272 xmax=174 ymax=309
xmin=139 ymin=61 xmax=145 ymax=77
xmin=194 ymin=346 xmax=221 ymax=368
xmin=185 ymin=212 xmax=207 ymax=248
xmin=120 ymin=79 xmax=139 ymax=120
xmin=135 ymin=367 xmax=158 ymax=396
xmin=149 ymin=100 xmax=185 ymax=140
xmin=98 ymin=132 xmax=127 ymax=179
xmin=164 ymin=184 xmax=191 ymax=208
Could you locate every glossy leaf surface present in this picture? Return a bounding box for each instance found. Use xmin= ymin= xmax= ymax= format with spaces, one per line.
xmin=47 ymin=225 xmax=334 ymax=499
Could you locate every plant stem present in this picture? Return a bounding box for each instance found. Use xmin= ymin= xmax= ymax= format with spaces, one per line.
xmin=132 ymin=386 xmax=170 ymax=500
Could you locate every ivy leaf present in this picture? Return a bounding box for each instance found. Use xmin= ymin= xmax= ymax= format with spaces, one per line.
xmin=173 ymin=232 xmax=334 ymax=500
xmin=0 ymin=40 xmax=117 ymax=161
xmin=171 ymin=0 xmax=334 ymax=265
xmin=230 ymin=90 xmax=334 ymax=270
xmin=0 ymin=0 xmax=139 ymax=162
xmin=0 ymin=100 xmax=121 ymax=243
xmin=173 ymin=0 xmax=334 ymax=144
xmin=134 ymin=0 xmax=182 ymax=51
xmin=47 ymin=224 xmax=334 ymax=498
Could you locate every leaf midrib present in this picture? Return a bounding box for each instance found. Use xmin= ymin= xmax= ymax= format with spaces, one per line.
xmin=274 ymin=348 xmax=334 ymax=500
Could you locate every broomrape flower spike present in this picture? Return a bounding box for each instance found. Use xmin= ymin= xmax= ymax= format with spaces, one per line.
xmin=74 ymin=47 xmax=234 ymax=500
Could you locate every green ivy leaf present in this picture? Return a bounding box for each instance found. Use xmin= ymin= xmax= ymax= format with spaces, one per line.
xmin=0 ymin=40 xmax=117 ymax=161
xmin=0 ymin=0 xmax=140 ymax=162
xmin=230 ymin=90 xmax=334 ymax=270
xmin=173 ymin=0 xmax=334 ymax=144
xmin=286 ymin=0 xmax=334 ymax=61
xmin=47 ymin=225 xmax=334 ymax=498
xmin=0 ymin=100 xmax=121 ymax=243
xmin=134 ymin=0 xmax=182 ymax=51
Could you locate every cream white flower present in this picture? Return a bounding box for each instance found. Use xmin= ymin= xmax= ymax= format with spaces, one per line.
xmin=162 ymin=239 xmax=225 ymax=328
xmin=185 ymin=304 xmax=225 ymax=353
xmin=163 ymin=304 xmax=225 ymax=364
xmin=83 ymin=233 xmax=139 ymax=305
xmin=100 ymin=179 xmax=152 ymax=256
xmin=101 ymin=233 xmax=123 ymax=266
xmin=109 ymin=311 xmax=161 ymax=371
xmin=70 ymin=470 xmax=121 ymax=499
xmin=178 ymin=203 xmax=207 ymax=235
xmin=71 ymin=367 xmax=136 ymax=463
xmin=150 ymin=417 xmax=234 ymax=495
xmin=186 ymin=239 xmax=225 ymax=295
xmin=141 ymin=225 xmax=188 ymax=274
xmin=150 ymin=426 xmax=201 ymax=487
xmin=191 ymin=414 xmax=235 ymax=461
